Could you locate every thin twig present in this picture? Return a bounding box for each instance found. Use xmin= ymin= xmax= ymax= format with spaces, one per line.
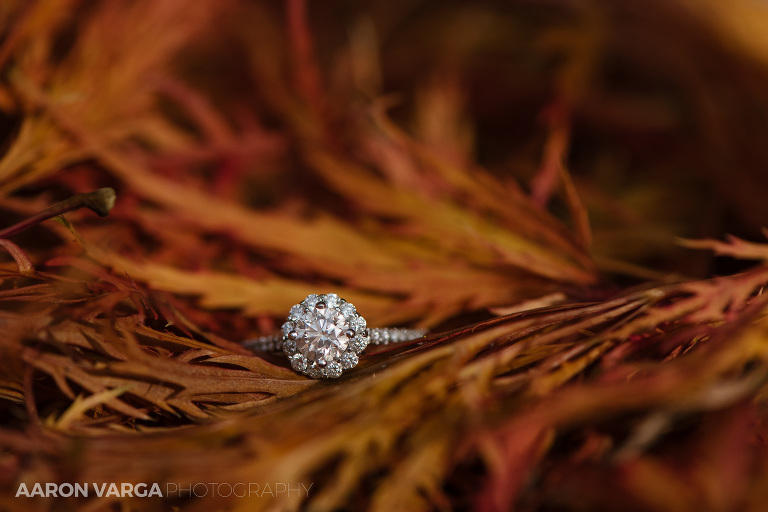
xmin=0 ymin=188 xmax=116 ymax=239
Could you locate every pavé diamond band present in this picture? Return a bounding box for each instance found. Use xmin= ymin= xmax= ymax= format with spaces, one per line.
xmin=244 ymin=293 xmax=427 ymax=378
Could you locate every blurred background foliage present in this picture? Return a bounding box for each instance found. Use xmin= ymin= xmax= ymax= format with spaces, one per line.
xmin=2 ymin=0 xmax=768 ymax=511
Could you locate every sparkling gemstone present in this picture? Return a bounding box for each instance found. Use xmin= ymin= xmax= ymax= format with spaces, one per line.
xmin=340 ymin=352 xmax=358 ymax=369
xmin=282 ymin=294 xmax=374 ymax=378
xmin=289 ymin=305 xmax=303 ymax=320
xmin=295 ymin=306 xmax=353 ymax=365
xmin=306 ymin=366 xmax=324 ymax=378
xmin=325 ymin=362 xmax=343 ymax=378
xmin=290 ymin=354 xmax=307 ymax=371
xmin=350 ymin=335 xmax=368 ymax=353
xmin=340 ymin=302 xmax=356 ymax=317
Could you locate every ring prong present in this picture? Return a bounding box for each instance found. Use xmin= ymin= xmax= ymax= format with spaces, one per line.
xmin=315 ymin=301 xmax=326 ymax=310
xmin=345 ymin=329 xmax=355 ymax=338
xmin=288 ymin=330 xmax=298 ymax=340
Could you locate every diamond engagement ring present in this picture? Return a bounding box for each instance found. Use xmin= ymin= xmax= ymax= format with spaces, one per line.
xmin=244 ymin=293 xmax=427 ymax=378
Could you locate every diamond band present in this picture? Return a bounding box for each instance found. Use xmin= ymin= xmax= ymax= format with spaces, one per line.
xmin=244 ymin=293 xmax=427 ymax=378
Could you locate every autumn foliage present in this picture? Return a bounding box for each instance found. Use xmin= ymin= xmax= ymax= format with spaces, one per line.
xmin=2 ymin=1 xmax=768 ymax=511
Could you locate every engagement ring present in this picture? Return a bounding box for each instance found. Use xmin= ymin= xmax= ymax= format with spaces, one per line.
xmin=244 ymin=293 xmax=427 ymax=378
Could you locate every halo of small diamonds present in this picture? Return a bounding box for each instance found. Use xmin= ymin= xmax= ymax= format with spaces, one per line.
xmin=281 ymin=294 xmax=370 ymax=378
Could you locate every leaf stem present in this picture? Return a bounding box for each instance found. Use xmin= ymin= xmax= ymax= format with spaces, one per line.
xmin=0 ymin=187 xmax=116 ymax=239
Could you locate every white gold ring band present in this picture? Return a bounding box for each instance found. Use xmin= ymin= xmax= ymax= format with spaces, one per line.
xmin=244 ymin=293 xmax=427 ymax=378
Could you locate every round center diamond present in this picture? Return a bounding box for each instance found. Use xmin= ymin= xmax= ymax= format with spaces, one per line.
xmin=295 ymin=307 xmax=351 ymax=364
xmin=282 ymin=294 xmax=370 ymax=378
